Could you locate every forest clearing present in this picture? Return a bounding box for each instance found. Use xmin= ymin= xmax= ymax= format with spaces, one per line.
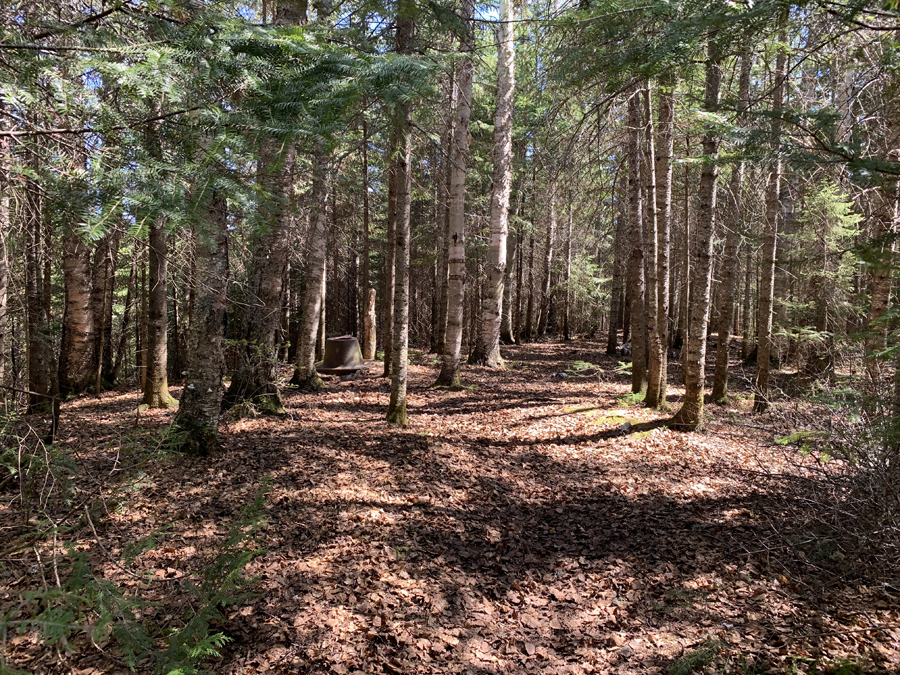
xmin=2 ymin=342 xmax=898 ymax=674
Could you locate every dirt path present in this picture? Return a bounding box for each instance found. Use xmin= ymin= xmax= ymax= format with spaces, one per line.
xmin=3 ymin=341 xmax=899 ymax=674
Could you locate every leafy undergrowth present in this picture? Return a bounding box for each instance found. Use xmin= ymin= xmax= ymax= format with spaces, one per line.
xmin=1 ymin=341 xmax=898 ymax=674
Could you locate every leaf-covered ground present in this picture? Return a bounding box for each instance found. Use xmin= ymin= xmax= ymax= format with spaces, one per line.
xmin=2 ymin=341 xmax=899 ymax=674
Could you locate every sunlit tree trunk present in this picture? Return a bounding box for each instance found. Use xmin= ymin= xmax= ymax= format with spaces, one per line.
xmin=653 ymin=77 xmax=675 ymax=405
xmin=626 ymin=89 xmax=648 ymax=393
xmin=562 ymin=202 xmax=572 ymax=341
xmin=436 ymin=0 xmax=474 ymax=388
xmin=174 ymin=188 xmax=229 ymax=455
xmin=670 ymin=40 xmax=721 ymax=431
xmin=386 ymin=0 xmax=414 ymax=424
xmin=225 ymin=141 xmax=295 ymax=413
xmin=292 ymin=148 xmax=330 ymax=389
xmin=472 ymin=0 xmax=515 ymax=367
xmin=435 ymin=74 xmax=456 ymax=356
xmin=643 ymin=83 xmax=664 ymax=408
xmin=712 ymin=50 xmax=751 ymax=403
xmin=754 ymin=22 xmax=787 ymax=414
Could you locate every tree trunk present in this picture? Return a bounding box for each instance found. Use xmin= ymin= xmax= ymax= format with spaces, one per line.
xmin=386 ymin=110 xmax=413 ymax=424
xmin=563 ymin=202 xmax=573 ymax=341
xmin=142 ymin=216 xmax=177 ymax=407
xmin=292 ymin=148 xmax=330 ymax=389
xmin=58 ymin=221 xmax=97 ymax=396
xmin=537 ymin=191 xmax=556 ymax=337
xmin=473 ymin=0 xmax=515 ymax=367
xmin=436 ymin=0 xmax=475 ymax=388
xmin=382 ymin=135 xmax=398 ymax=377
xmin=626 ymin=90 xmax=648 ymax=393
xmin=435 ymin=73 xmax=456 ymax=356
xmin=643 ymin=83 xmax=664 ymax=408
xmin=606 ymin=208 xmax=626 ymax=356
xmin=386 ymin=0 xmax=414 ymax=423
xmin=225 ymin=141 xmax=295 ymax=413
xmin=670 ymin=40 xmax=721 ymax=431
xmin=712 ymin=50 xmax=751 ymax=403
xmin=174 ymin=188 xmax=229 ymax=455
xmin=363 ymin=288 xmax=377 ymax=360
xmin=653 ymin=77 xmax=675 ymax=404
xmin=113 ymin=254 xmax=137 ymax=384
xmin=25 ymin=171 xmax=50 ymax=414
xmin=754 ymin=22 xmax=787 ymax=414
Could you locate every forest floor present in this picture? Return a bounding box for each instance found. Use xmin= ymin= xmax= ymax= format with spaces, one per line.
xmin=2 ymin=340 xmax=900 ymax=674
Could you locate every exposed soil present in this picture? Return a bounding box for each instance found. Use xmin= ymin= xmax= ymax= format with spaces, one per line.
xmin=2 ymin=340 xmax=899 ymax=674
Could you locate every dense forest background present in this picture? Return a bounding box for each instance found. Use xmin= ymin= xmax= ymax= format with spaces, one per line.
xmin=2 ymin=0 xmax=900 ymax=673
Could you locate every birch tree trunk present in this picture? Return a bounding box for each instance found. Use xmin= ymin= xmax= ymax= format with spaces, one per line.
xmin=174 ymin=188 xmax=229 ymax=455
xmin=225 ymin=140 xmax=295 ymax=413
xmin=472 ymin=0 xmax=515 ymax=367
xmin=754 ymin=22 xmax=787 ymax=414
xmin=435 ymin=74 xmax=456 ymax=356
xmin=292 ymin=148 xmax=330 ymax=389
xmin=712 ymin=50 xmax=751 ymax=402
xmin=626 ymin=90 xmax=648 ymax=393
xmin=435 ymin=0 xmax=474 ymax=388
xmin=670 ymin=40 xmax=721 ymax=431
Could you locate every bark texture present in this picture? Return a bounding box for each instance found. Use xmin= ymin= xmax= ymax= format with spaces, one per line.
xmin=670 ymin=40 xmax=721 ymax=431
xmin=292 ymin=148 xmax=330 ymax=389
xmin=174 ymin=189 xmax=229 ymax=455
xmin=142 ymin=216 xmax=177 ymax=407
xmin=754 ymin=23 xmax=787 ymax=414
xmin=712 ymin=51 xmax=750 ymax=402
xmin=626 ymin=90 xmax=648 ymax=393
xmin=59 ymin=226 xmax=97 ymax=396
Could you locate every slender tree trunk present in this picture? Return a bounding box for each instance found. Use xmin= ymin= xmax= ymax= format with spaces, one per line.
xmin=626 ymin=90 xmax=648 ymax=393
xmin=225 ymin=141 xmax=295 ymax=412
xmin=25 ymin=171 xmax=50 ymax=413
xmin=363 ymin=288 xmax=377 ymax=360
xmin=361 ymin=119 xmax=372 ymax=343
xmin=436 ymin=0 xmax=475 ymax=387
xmin=386 ymin=111 xmax=413 ymax=424
xmin=712 ymin=50 xmax=751 ymax=402
xmin=0 ymin=136 xmax=9 ymax=392
xmin=643 ymin=83 xmax=664 ymax=408
xmin=113 ymin=255 xmax=137 ymax=384
xmin=435 ymin=73 xmax=456 ymax=356
xmin=174 ymin=188 xmax=229 ymax=455
xmin=142 ymin=216 xmax=176 ymax=407
xmin=292 ymin=148 xmax=330 ymax=389
xmin=654 ymin=77 xmax=675 ymax=404
xmin=754 ymin=22 xmax=787 ymax=413
xmin=525 ymin=233 xmax=535 ymax=342
xmin=563 ymin=202 xmax=573 ymax=341
xmin=382 ymin=136 xmax=398 ymax=377
xmin=670 ymin=40 xmax=722 ymax=431
xmin=607 ymin=208 xmax=626 ymax=356
xmin=386 ymin=0 xmax=414 ymax=423
xmin=537 ymin=189 xmax=557 ymax=337
xmin=473 ymin=0 xmax=515 ymax=367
